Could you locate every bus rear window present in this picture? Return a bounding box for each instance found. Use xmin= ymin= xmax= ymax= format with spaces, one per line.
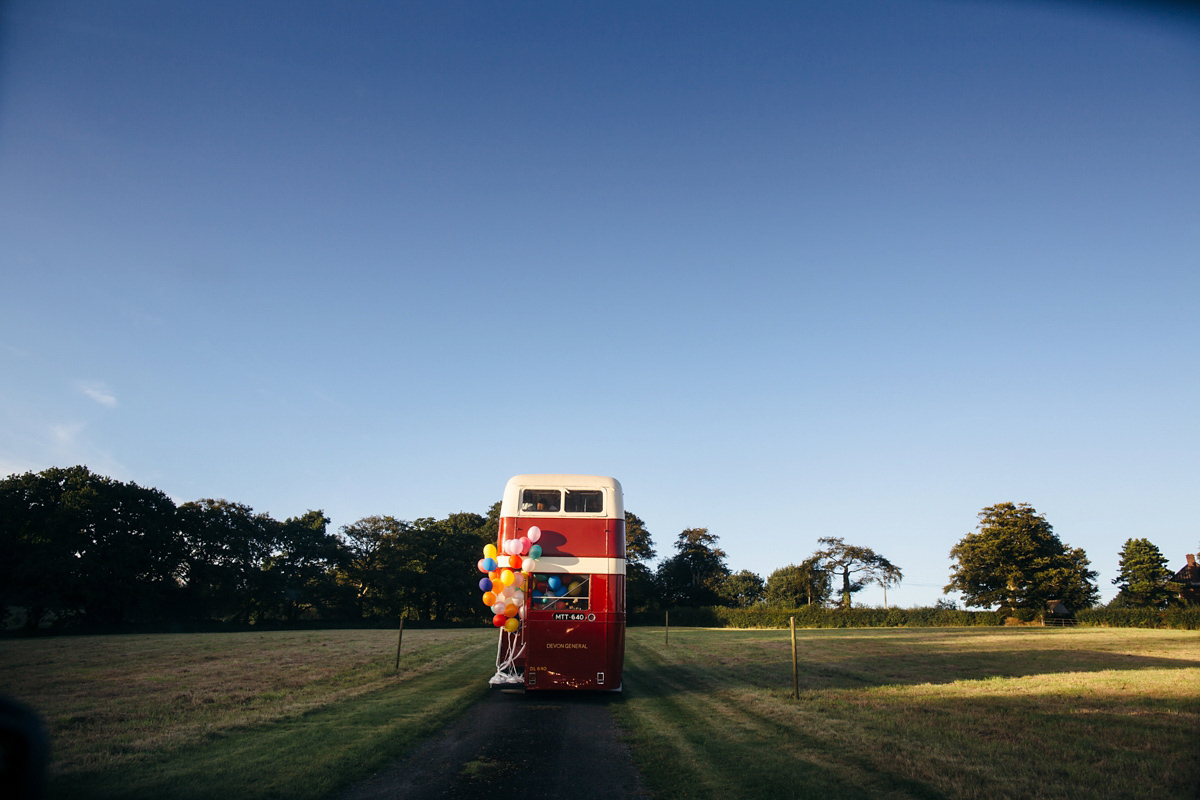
xmin=521 ymin=489 xmax=561 ymax=512
xmin=564 ymin=490 xmax=603 ymax=513
xmin=533 ymin=574 xmax=590 ymax=610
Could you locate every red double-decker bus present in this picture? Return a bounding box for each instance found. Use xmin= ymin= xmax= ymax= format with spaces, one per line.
xmin=489 ymin=474 xmax=625 ymax=691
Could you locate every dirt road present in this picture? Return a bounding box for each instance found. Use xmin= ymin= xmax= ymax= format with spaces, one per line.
xmin=335 ymin=688 xmax=648 ymax=800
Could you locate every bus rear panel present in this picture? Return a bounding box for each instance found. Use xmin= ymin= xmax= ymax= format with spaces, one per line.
xmin=497 ymin=475 xmax=625 ymax=691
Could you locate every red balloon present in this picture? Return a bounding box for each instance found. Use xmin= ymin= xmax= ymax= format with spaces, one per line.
xmin=510 ymin=555 xmax=523 ymax=570
xmin=492 ymin=614 xmax=506 ymax=627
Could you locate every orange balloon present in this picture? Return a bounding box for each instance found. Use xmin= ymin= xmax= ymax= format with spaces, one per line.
xmin=504 ymin=603 xmax=518 ymax=618
xmin=510 ymin=555 xmax=523 ymax=570
xmin=482 ymin=591 xmax=497 ymax=606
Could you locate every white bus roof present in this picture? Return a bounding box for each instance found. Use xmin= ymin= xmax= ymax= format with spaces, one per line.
xmin=500 ymin=474 xmax=624 ymax=519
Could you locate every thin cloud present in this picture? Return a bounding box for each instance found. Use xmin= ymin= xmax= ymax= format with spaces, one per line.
xmin=51 ymin=422 xmax=85 ymax=447
xmin=79 ymin=381 xmax=118 ymax=408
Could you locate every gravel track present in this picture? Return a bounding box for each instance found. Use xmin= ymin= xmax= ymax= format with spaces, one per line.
xmin=334 ymin=688 xmax=648 ymax=800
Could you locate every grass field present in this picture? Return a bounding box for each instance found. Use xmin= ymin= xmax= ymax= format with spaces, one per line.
xmin=613 ymin=627 xmax=1200 ymax=800
xmin=2 ymin=626 xmax=1198 ymax=799
xmin=0 ymin=628 xmax=496 ymax=799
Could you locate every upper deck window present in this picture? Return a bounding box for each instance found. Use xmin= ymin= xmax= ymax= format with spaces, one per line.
xmin=521 ymin=489 xmax=561 ymax=512
xmin=564 ymin=490 xmax=604 ymax=513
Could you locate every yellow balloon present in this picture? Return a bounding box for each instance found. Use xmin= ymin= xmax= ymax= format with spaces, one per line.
xmin=503 ymin=617 xmax=519 ymax=633
xmin=483 ymin=543 xmax=498 ymax=559
xmin=482 ymin=591 xmax=497 ymax=606
xmin=501 ymin=569 xmax=515 ymax=586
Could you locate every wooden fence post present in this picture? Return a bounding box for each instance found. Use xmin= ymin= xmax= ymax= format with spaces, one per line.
xmin=790 ymin=616 xmax=798 ymax=699
xmin=394 ymin=617 xmax=405 ymax=673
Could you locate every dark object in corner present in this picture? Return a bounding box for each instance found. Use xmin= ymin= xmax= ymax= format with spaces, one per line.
xmin=0 ymin=696 xmax=49 ymax=800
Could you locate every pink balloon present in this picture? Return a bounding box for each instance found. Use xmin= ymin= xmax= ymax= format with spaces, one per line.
xmin=477 ymin=558 xmax=488 ymax=573
xmin=527 ymin=526 xmax=541 ymax=543
xmin=519 ymin=536 xmax=531 ymax=554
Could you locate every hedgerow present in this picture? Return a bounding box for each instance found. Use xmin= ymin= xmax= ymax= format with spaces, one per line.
xmin=631 ymin=605 xmax=1200 ymax=629
xmin=631 ymin=606 xmax=1005 ymax=628
xmin=1075 ymin=607 xmax=1200 ymax=630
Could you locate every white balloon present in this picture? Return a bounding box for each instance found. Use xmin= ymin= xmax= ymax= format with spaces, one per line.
xmin=527 ymin=526 xmax=541 ymax=543
xmin=523 ymin=558 xmax=537 ymax=573
xmin=491 ymin=602 xmax=505 ymax=614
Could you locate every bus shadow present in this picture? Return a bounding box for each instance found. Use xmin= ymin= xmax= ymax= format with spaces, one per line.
xmin=498 ymin=688 xmax=624 ymax=707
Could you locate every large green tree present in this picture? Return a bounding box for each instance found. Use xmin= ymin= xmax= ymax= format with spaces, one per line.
xmin=656 ymin=527 xmax=730 ymax=607
xmin=0 ymin=466 xmax=181 ymax=629
xmin=720 ymin=570 xmax=765 ymax=607
xmin=338 ymin=512 xmax=487 ymax=622
xmin=339 ymin=515 xmax=403 ymax=618
xmin=178 ymin=498 xmax=281 ymax=623
xmin=765 ymin=557 xmax=831 ymax=607
xmin=815 ymin=537 xmax=901 ymax=610
xmin=1111 ymin=538 xmax=1175 ymax=609
xmin=624 ymin=511 xmax=659 ymax=612
xmin=945 ymin=502 xmax=1098 ymax=615
xmin=262 ymin=510 xmax=347 ymax=621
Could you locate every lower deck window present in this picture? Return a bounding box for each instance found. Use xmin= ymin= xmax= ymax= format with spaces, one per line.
xmin=532 ymin=573 xmax=590 ymax=610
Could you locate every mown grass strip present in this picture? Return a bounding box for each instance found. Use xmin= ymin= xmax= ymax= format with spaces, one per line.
xmin=612 ymin=627 xmax=1200 ymax=800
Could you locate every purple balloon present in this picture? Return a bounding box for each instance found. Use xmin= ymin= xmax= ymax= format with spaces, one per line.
xmin=478 ymin=577 xmax=491 ymax=592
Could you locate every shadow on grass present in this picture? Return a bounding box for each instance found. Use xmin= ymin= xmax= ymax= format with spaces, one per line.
xmin=625 ymin=644 xmax=1200 ymax=697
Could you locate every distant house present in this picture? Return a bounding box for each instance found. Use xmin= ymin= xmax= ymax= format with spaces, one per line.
xmin=1043 ymin=599 xmax=1075 ymax=626
xmin=1045 ymin=599 xmax=1071 ymax=617
xmin=1170 ymin=554 xmax=1200 ymax=604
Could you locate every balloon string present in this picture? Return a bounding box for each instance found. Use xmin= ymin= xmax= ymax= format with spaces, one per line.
xmin=491 ymin=630 xmax=525 ymax=685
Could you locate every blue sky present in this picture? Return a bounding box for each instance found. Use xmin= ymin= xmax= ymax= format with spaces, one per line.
xmin=2 ymin=0 xmax=1197 ymax=607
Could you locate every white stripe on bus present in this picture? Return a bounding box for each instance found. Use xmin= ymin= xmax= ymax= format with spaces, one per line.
xmin=535 ymin=557 xmax=626 ymax=575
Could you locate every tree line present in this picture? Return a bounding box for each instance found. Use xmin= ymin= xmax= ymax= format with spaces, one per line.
xmin=0 ymin=466 xmax=496 ymax=630
xmin=2 ymin=467 xmax=1193 ymax=631
xmin=647 ymin=502 xmax=1192 ymax=618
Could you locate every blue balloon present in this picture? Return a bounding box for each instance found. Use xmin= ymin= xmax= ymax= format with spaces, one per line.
xmin=556 ymin=586 xmax=569 ymax=597
xmin=478 ymin=577 xmax=491 ymax=592
xmin=483 ymin=558 xmax=497 ymax=571
xmin=547 ymin=576 xmax=562 ymax=590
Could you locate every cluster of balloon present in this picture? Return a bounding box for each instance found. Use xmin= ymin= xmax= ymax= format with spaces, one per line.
xmin=477 ymin=526 xmax=544 ymax=633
